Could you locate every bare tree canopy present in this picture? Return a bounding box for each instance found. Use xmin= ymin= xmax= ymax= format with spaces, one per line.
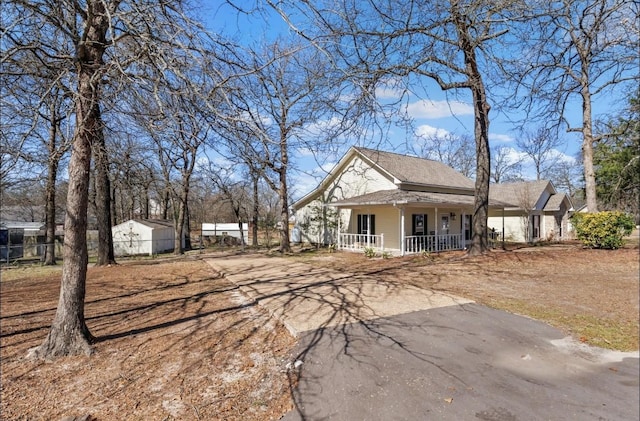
xmin=516 ymin=126 xmax=564 ymax=180
xmin=267 ymin=0 xmax=522 ymax=255
xmin=505 ymin=0 xmax=639 ymax=212
xmin=212 ymin=40 xmax=346 ymax=252
xmin=2 ymin=0 xmax=225 ymax=358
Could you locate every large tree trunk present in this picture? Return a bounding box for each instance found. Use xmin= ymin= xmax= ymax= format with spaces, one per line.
xmin=30 ymin=79 xmax=98 ymax=358
xmin=29 ymin=0 xmax=110 ymax=359
xmin=581 ymin=87 xmax=598 ymax=213
xmin=93 ymin=123 xmax=116 ymax=265
xmin=469 ymin=88 xmax=491 ymax=256
xmin=454 ymin=11 xmax=491 ymax=256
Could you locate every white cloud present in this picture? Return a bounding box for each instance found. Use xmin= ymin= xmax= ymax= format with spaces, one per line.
xmin=548 ymin=148 xmax=576 ymax=164
xmin=416 ymin=124 xmax=450 ymax=138
xmin=374 ymin=77 xmax=405 ymax=100
xmin=489 ymin=133 xmax=515 ymax=143
xmin=405 ymin=99 xmax=473 ymax=119
xmin=375 ymin=86 xmax=404 ymax=100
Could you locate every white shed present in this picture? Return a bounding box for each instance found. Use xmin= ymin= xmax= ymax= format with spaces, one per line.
xmin=201 ymin=222 xmax=249 ymax=244
xmin=112 ymin=219 xmax=182 ymax=256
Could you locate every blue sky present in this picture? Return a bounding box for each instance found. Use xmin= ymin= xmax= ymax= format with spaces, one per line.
xmin=205 ymin=2 xmax=626 ymax=200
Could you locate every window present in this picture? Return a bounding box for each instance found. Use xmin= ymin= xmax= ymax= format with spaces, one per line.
xmin=463 ymin=215 xmax=472 ymax=241
xmin=412 ymin=214 xmax=426 ymax=236
xmin=357 ymin=214 xmax=376 ymax=235
xmin=531 ymin=215 xmax=540 ymax=239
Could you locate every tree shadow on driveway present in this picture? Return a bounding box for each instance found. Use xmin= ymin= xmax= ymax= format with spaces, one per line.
xmin=206 ymin=252 xmax=640 ymax=421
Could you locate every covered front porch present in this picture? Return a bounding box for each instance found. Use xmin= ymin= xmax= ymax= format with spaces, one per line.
xmin=331 ymin=190 xmax=506 ymax=256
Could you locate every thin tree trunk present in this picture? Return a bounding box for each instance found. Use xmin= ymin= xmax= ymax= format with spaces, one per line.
xmin=44 ymin=159 xmax=58 ymax=265
xmin=278 ymin=167 xmax=291 ymax=252
xmin=174 ymin=201 xmax=185 ymax=255
xmin=44 ymin=102 xmax=60 ymax=265
xmin=184 ymin=201 xmax=192 ymax=250
xmin=252 ymin=175 xmax=259 ymax=247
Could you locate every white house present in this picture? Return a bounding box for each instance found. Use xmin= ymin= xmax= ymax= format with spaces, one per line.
xmin=112 ymin=219 xmax=182 ymax=256
xmin=488 ymin=180 xmax=574 ymax=242
xmin=292 ymin=147 xmax=573 ymax=255
xmin=201 ymin=223 xmax=249 ymax=244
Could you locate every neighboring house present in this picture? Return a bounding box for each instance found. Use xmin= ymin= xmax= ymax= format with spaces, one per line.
xmin=201 ymin=222 xmax=249 ymax=244
xmin=293 ymin=147 xmax=511 ymax=255
xmin=293 ymin=147 xmax=574 ymax=255
xmin=488 ymin=180 xmax=574 ymax=243
xmin=0 ymin=221 xmax=45 ymax=260
xmin=112 ymin=219 xmax=183 ymax=257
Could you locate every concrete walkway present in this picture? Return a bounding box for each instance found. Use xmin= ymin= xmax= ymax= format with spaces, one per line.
xmin=205 ymin=253 xmax=473 ymax=336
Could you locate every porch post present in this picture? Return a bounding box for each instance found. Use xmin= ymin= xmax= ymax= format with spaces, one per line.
xmin=337 ymin=208 xmax=341 ymax=250
xmin=502 ymin=208 xmax=505 ymax=249
xmin=400 ymin=206 xmax=405 ymax=256
xmin=367 ymin=213 xmax=371 ymax=248
xmin=460 ymin=209 xmax=471 ymax=250
xmin=435 ymin=207 xmax=439 ymax=252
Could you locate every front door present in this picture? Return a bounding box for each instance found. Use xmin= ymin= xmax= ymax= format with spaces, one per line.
xmin=441 ymin=215 xmax=450 ymax=234
xmin=463 ymin=215 xmax=472 ymax=241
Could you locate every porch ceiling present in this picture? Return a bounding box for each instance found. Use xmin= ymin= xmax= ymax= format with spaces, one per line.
xmin=329 ymin=189 xmax=511 ymax=209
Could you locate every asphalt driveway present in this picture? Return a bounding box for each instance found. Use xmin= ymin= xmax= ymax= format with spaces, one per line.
xmin=206 ymin=254 xmax=639 ymax=421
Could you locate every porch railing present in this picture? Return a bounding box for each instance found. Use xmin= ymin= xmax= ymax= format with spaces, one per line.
xmin=339 ymin=233 xmax=384 ymax=252
xmin=404 ymin=233 xmax=463 ymax=254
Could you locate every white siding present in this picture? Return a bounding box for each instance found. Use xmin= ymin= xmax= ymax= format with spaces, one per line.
xmin=112 ymin=220 xmax=176 ymax=256
xmin=295 ymin=155 xmax=396 ymax=245
xmin=488 ymin=213 xmax=527 ymax=243
xmin=113 ymin=221 xmax=153 ymax=256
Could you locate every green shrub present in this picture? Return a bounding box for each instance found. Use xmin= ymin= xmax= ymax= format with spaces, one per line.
xmin=571 ymin=211 xmax=634 ymax=249
xmin=363 ymin=247 xmax=377 ymax=258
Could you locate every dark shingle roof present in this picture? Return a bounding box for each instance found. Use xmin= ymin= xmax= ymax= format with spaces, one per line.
xmin=543 ymin=193 xmax=568 ymax=211
xmin=331 ymin=189 xmax=510 ymax=208
xmin=355 ymin=147 xmax=475 ymax=190
xmin=488 ymin=180 xmax=551 ymax=208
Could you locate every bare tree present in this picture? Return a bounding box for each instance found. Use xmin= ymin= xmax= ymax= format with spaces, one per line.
xmin=207 ymin=164 xmax=252 ymax=246
xmin=516 ymin=126 xmax=563 ymax=180
xmin=3 ymin=0 xmax=220 ymax=358
xmin=516 ymin=183 xmax=538 ymax=243
xmin=508 ymin=0 xmax=639 ymax=212
xmin=491 ymin=145 xmax=523 ymax=183
xmin=215 ymin=41 xmax=343 ymax=252
xmin=550 ymin=159 xmax=583 ymax=200
xmin=268 ymin=0 xmax=521 ymax=255
xmin=411 ymin=132 xmax=476 ymax=178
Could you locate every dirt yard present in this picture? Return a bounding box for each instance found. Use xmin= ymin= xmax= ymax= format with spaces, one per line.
xmin=1 ymin=256 xmax=296 ymax=421
xmin=1 ymin=241 xmax=638 ymax=420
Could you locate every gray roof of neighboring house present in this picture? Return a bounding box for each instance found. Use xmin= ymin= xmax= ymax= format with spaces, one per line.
xmin=543 ymin=192 xmax=570 ymax=211
xmin=488 ymin=180 xmax=551 ymax=209
xmin=133 ymin=219 xmax=174 ymax=230
xmin=0 ymin=221 xmax=46 ymax=231
xmin=356 ymin=147 xmax=475 ymax=190
xmin=330 ymin=189 xmax=511 ymax=208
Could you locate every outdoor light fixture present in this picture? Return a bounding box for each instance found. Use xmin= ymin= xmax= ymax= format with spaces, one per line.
xmin=450 ymin=212 xmax=456 ymax=220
